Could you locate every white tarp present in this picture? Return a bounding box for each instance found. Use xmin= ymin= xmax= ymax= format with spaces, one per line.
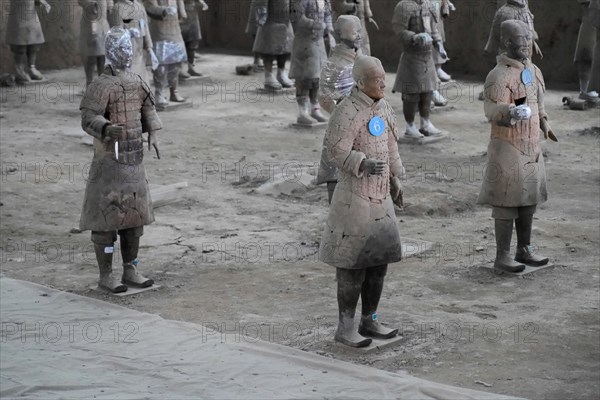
xmin=0 ymin=277 xmax=524 ymax=400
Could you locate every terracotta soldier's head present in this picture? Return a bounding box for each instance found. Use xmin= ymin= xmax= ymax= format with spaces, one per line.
xmin=105 ymin=26 xmax=134 ymax=70
xmin=501 ymin=19 xmax=532 ymax=61
xmin=353 ymin=56 xmax=386 ymax=100
xmin=335 ymin=15 xmax=362 ymax=50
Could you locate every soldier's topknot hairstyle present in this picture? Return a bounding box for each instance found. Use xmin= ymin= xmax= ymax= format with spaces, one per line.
xmin=500 ymin=19 xmax=531 ymax=44
xmin=352 ymin=55 xmax=383 ymax=83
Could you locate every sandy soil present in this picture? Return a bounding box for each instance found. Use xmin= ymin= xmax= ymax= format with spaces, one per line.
xmin=1 ymin=54 xmax=599 ymax=400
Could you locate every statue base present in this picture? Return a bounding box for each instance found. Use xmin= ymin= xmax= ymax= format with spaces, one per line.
xmin=397 ymin=131 xmax=449 ymax=145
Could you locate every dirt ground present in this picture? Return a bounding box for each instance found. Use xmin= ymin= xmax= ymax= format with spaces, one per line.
xmin=1 ymin=54 xmax=599 ymax=400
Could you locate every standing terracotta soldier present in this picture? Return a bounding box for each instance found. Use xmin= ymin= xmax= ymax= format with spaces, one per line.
xmin=110 ymin=0 xmax=158 ymax=83
xmin=80 ymin=27 xmax=162 ymax=293
xmin=430 ymin=0 xmax=455 ymax=107
xmin=479 ymin=20 xmax=555 ymax=273
xmin=392 ymin=0 xmax=447 ymax=138
xmin=79 ymin=0 xmax=113 ymax=87
xmin=319 ymin=56 xmax=404 ymax=348
xmin=144 ymin=0 xmax=188 ymax=108
xmin=574 ymin=0 xmax=600 ymax=102
xmin=317 ymin=15 xmax=363 ymax=202
xmin=590 ymin=0 xmax=600 ymax=93
xmin=179 ymin=0 xmax=209 ymax=78
xmin=484 ymin=0 xmax=542 ymax=59
xmin=290 ymin=0 xmax=334 ymax=125
xmin=252 ymin=0 xmax=295 ymax=89
xmin=331 ymin=0 xmax=377 ymax=56
xmin=5 ymin=0 xmax=51 ymax=83
xmin=245 ymin=0 xmax=264 ymax=69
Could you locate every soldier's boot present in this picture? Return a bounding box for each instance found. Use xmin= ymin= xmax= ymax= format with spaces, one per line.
xmin=358 ymin=265 xmax=398 ymax=339
xmin=309 ymin=87 xmax=327 ymax=122
xmin=515 ymin=215 xmax=549 ymax=266
xmin=264 ymin=70 xmax=282 ymax=90
xmin=276 ymin=68 xmax=294 ymax=88
xmin=12 ymin=46 xmax=31 ymax=84
xmin=94 ymin=243 xmax=127 ymax=293
xmin=155 ymin=89 xmax=168 ymax=110
xmin=432 ymin=90 xmax=448 ymax=107
xmin=179 ymin=65 xmax=191 ymax=79
xmin=403 ymin=101 xmax=422 ymax=138
xmin=296 ymin=96 xmax=313 ymax=125
xmin=188 ymin=62 xmax=203 ymax=77
xmin=169 ymin=87 xmax=186 ymax=102
xmin=335 ymin=268 xmax=372 ymax=348
xmin=253 ymin=53 xmax=264 ymax=71
xmin=494 ymin=219 xmax=526 ymax=273
xmin=27 ymin=45 xmax=44 ymax=80
xmin=419 ymin=117 xmax=443 ymax=137
xmin=120 ymin=234 xmax=154 ymax=287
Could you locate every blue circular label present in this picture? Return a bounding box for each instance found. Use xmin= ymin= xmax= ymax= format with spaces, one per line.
xmin=368 ymin=116 xmax=385 ymax=137
xmin=521 ymin=69 xmax=533 ymax=86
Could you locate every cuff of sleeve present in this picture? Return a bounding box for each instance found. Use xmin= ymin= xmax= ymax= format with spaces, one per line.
xmin=346 ymin=151 xmax=366 ymax=178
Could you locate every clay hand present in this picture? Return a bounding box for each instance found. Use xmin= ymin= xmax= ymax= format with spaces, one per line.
xmin=129 ymin=28 xmax=141 ymax=38
xmin=199 ymin=0 xmax=209 ymax=11
xmin=40 ymin=0 xmax=51 ymax=13
xmin=360 ymin=159 xmax=386 ymax=176
xmin=435 ymin=42 xmax=448 ymax=59
xmin=448 ymin=1 xmax=456 ymax=12
xmin=328 ymin=33 xmax=336 ymax=48
xmin=414 ymin=32 xmax=433 ymax=46
xmin=256 ymin=7 xmax=268 ymax=26
xmin=510 ymin=104 xmax=532 ymax=121
xmin=540 ymin=118 xmax=558 ymax=142
xmin=390 ymin=176 xmax=404 ymax=208
xmin=164 ymin=6 xmax=178 ymax=16
xmin=369 ymin=18 xmax=379 ymax=31
xmin=103 ymin=124 xmax=124 ymax=143
xmin=148 ymin=48 xmax=159 ymax=71
xmin=148 ymin=132 xmax=161 ymax=159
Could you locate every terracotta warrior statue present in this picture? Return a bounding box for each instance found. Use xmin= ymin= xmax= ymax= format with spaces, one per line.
xmin=319 ymin=56 xmax=404 ymax=348
xmin=479 ymin=20 xmax=556 ymax=273
xmin=317 ymin=15 xmax=362 ymax=202
xmin=574 ymin=0 xmax=600 ymax=102
xmin=179 ymin=0 xmax=208 ymax=78
xmin=110 ymin=0 xmax=158 ymax=83
xmin=392 ymin=0 xmax=447 ymax=138
xmin=430 ymin=0 xmax=455 ymax=107
xmin=144 ymin=0 xmax=188 ymax=108
xmin=5 ymin=0 xmax=51 ymax=83
xmin=484 ymin=0 xmax=542 ymax=59
xmin=290 ymin=0 xmax=334 ymax=125
xmin=246 ymin=0 xmax=264 ymax=69
xmin=252 ymin=0 xmax=295 ymax=89
xmin=79 ymin=27 xmax=162 ymax=293
xmin=331 ymin=0 xmax=377 ymax=56
xmin=78 ymin=0 xmax=112 ymax=87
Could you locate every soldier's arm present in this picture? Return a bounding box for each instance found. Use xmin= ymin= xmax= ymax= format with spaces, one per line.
xmin=326 ymin=106 xmax=366 ymax=178
xmin=428 ymin=5 xmax=443 ymax=42
xmin=291 ymin=0 xmax=315 ymax=31
xmin=177 ymin=0 xmax=187 ymax=19
xmin=80 ymin=81 xmax=112 ymax=141
xmin=143 ymin=0 xmax=170 ymax=19
xmin=484 ymin=11 xmax=502 ymax=55
xmin=392 ymin=2 xmax=417 ymax=46
xmin=483 ymin=70 xmax=514 ymax=127
xmin=332 ymin=0 xmax=357 ymax=16
xmin=139 ymin=79 xmax=163 ymax=134
xmin=385 ymin=104 xmax=404 ymax=179
xmin=364 ymin=0 xmax=373 ymax=19
xmin=325 ymin=0 xmax=334 ymax=34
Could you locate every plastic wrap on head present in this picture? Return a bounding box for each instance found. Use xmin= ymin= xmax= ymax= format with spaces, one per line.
xmin=154 ymin=41 xmax=187 ymax=65
xmin=105 ymin=27 xmax=134 ymax=70
xmin=321 ymin=61 xmax=355 ymax=103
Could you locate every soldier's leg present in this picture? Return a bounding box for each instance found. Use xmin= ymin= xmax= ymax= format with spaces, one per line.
xmin=359 ymin=264 xmax=398 ymax=339
xmin=119 ymin=226 xmax=154 ymax=287
xmin=418 ymin=92 xmax=442 ymax=136
xmin=276 ymin=53 xmax=293 ymax=88
xmin=326 ymin=181 xmax=337 ymax=204
xmin=26 ymin=45 xmax=44 ymax=80
xmin=186 ymin=40 xmax=203 ymax=76
xmin=515 ymin=205 xmax=549 ymax=266
xmin=92 ymin=230 xmax=127 ymax=293
xmin=335 ymin=267 xmax=372 ymax=348
xmin=84 ymin=56 xmax=97 ymax=87
xmin=402 ymin=93 xmax=422 ymax=138
xmin=153 ymin=64 xmax=169 ymax=109
xmin=168 ymin=63 xmax=186 ymax=102
xmin=262 ymin=54 xmax=281 ymax=90
xmin=296 ymin=80 xmax=312 ymax=125
xmin=96 ymin=56 xmax=105 ymax=76
xmin=179 ymin=42 xmax=192 ymax=79
xmin=309 ymin=79 xmax=327 ymax=122
xmin=492 ymin=207 xmax=526 ymax=273
xmin=10 ymin=45 xmax=30 ymax=83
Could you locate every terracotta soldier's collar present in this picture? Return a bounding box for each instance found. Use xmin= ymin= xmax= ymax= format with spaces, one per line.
xmin=497 ymin=53 xmax=531 ymax=70
xmin=335 ymin=42 xmax=360 ymax=62
xmin=351 ymin=86 xmax=378 ymax=107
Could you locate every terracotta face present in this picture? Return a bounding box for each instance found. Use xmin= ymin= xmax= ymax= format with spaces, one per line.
xmin=340 ymin=21 xmax=362 ymax=50
xmin=359 ymin=66 xmax=386 ymax=100
xmin=507 ymin=32 xmax=532 ymax=61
